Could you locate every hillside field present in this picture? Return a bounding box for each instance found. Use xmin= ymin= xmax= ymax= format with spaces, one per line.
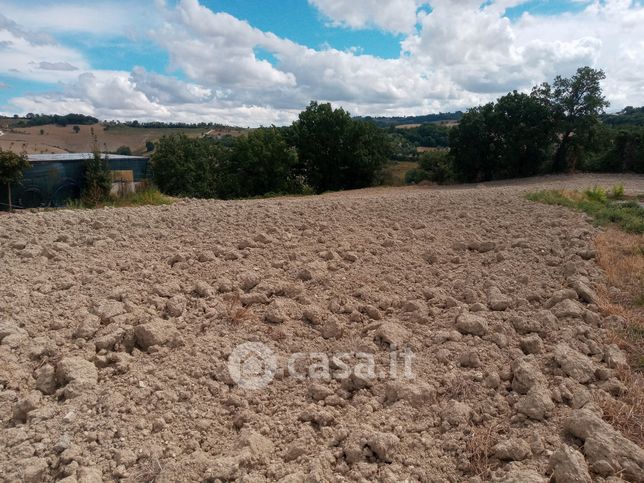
xmin=0 ymin=123 xmax=245 ymax=155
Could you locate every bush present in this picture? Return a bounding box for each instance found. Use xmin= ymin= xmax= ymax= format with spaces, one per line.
xmin=610 ymin=184 xmax=625 ymax=200
xmin=419 ymin=150 xmax=455 ymax=184
xmin=584 ymin=186 xmax=608 ymax=203
xmin=218 ymin=127 xmax=300 ymax=199
xmin=82 ymin=151 xmax=112 ymax=206
xmin=116 ymin=145 xmax=132 ymax=156
xmin=152 ymin=134 xmax=226 ymax=198
xmin=404 ymin=168 xmax=428 ymax=185
xmin=291 ymin=101 xmax=391 ymax=193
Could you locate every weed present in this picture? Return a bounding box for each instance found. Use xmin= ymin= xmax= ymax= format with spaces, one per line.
xmin=610 ymin=183 xmax=625 ymax=200
xmin=584 ymin=185 xmax=608 ymax=202
xmin=66 ymin=186 xmax=173 ymax=210
xmin=465 ymin=422 xmax=506 ymax=478
xmin=527 ymin=188 xmax=644 ymax=234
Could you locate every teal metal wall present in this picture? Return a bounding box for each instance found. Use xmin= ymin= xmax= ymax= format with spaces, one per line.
xmin=0 ymin=155 xmax=149 ymax=210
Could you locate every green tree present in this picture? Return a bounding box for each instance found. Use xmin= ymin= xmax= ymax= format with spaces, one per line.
xmin=115 ymin=145 xmax=132 ymax=155
xmin=291 ymin=101 xmax=391 ymax=192
xmin=145 ymin=140 xmax=155 ymax=152
xmin=219 ymin=127 xmax=299 ymax=199
xmin=151 ymin=134 xmax=226 ymax=198
xmin=82 ymin=150 xmax=112 ymax=206
xmin=490 ymin=91 xmax=556 ymax=178
xmin=532 ymin=66 xmax=609 ymax=172
xmin=0 ymin=149 xmax=30 ymax=211
xmin=418 ymin=150 xmax=454 ymax=184
xmin=449 ymin=103 xmax=496 ymax=182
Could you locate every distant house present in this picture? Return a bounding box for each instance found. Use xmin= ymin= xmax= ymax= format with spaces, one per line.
xmin=0 ymin=153 xmax=150 ymax=210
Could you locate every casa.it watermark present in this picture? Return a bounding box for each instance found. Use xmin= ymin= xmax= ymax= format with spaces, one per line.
xmin=228 ymin=342 xmax=414 ymax=390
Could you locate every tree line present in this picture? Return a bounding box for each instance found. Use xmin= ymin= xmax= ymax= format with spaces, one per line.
xmin=412 ymin=66 xmax=644 ymax=184
xmin=17 ymin=113 xmax=99 ymax=127
xmin=151 ymin=102 xmax=392 ymax=199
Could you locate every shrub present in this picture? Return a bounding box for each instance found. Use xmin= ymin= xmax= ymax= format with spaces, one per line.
xmin=419 ymin=150 xmax=455 ymax=184
xmin=610 ymin=184 xmax=625 ymax=200
xmin=404 ymin=168 xmax=428 ymax=185
xmin=0 ymin=149 xmax=30 ymax=211
xmin=82 ymin=151 xmax=112 ymax=206
xmin=584 ymin=186 xmax=608 ymax=203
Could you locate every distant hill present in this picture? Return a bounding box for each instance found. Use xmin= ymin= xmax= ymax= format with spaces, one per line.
xmin=356 ymin=111 xmax=464 ymax=128
xmin=0 ymin=122 xmax=245 ymax=156
xmin=602 ymin=106 xmax=644 ymax=127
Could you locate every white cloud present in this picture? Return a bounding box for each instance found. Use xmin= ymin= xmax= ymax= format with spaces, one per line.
xmin=1 ymin=0 xmax=644 ymax=125
xmin=308 ymin=0 xmax=426 ymax=34
xmin=0 ymin=2 xmax=153 ymax=36
xmin=0 ymin=26 xmax=89 ymax=83
xmin=36 ymin=62 xmax=79 ymax=72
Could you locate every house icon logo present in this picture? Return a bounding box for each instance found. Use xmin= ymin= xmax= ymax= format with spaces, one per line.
xmin=228 ymin=342 xmax=277 ymax=390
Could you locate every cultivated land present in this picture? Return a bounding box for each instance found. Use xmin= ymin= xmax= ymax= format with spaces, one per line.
xmin=0 ymin=124 xmax=244 ymax=155
xmin=1 ymin=174 xmax=643 ymax=482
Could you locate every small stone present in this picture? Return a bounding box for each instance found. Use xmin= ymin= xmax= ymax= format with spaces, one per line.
xmin=341 ymin=251 xmax=358 ymax=262
xmin=487 ymin=286 xmax=512 ymax=311
xmin=515 ymin=385 xmax=555 ymax=420
xmin=458 ymin=350 xmax=481 ymax=368
xmin=93 ymin=300 xmax=125 ymax=323
xmin=12 ymin=391 xmax=42 ymax=423
xmin=455 ymin=313 xmax=488 ymax=336
xmin=552 ymin=299 xmax=584 ymax=319
xmin=239 ymin=272 xmax=260 ymax=291
xmin=56 ymin=357 xmax=98 ymax=387
xmin=364 ymin=432 xmax=399 ymax=463
xmin=265 ymin=298 xmax=290 ymax=324
xmin=603 ymin=344 xmax=627 ymax=369
xmin=35 ymin=364 xmax=57 ymax=395
xmin=20 ymin=457 xmax=49 ymax=483
xmin=512 ymin=356 xmax=545 ymax=394
xmin=545 ymin=289 xmax=578 ymax=308
xmin=374 ymin=322 xmax=411 ymax=348
xmin=364 ymin=305 xmax=382 ymax=320
xmin=520 ymin=334 xmax=544 ymax=354
xmin=571 ymin=280 xmax=597 ymax=304
xmin=308 ymin=383 xmax=334 ymax=401
xmin=135 ymin=320 xmax=181 ymax=351
xmin=548 ymin=445 xmax=592 ymax=483
xmin=73 ymin=315 xmax=101 ymax=339
xmin=493 ymin=438 xmax=532 ymax=461
xmin=77 ymin=466 xmax=103 ymax=483
xmin=218 ymin=278 xmax=234 ymax=293
xmin=193 ymin=281 xmax=212 ymax=298
xmin=440 ymin=400 xmax=472 ymax=426
xmin=165 ymin=296 xmax=186 ymax=317
xmin=554 ymin=344 xmax=595 ymax=384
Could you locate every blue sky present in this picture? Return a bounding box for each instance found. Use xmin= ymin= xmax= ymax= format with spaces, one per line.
xmin=1 ymin=0 xmax=642 ymax=125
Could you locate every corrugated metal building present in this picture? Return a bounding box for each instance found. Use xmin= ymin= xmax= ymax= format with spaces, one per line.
xmin=0 ymin=153 xmax=150 ymax=210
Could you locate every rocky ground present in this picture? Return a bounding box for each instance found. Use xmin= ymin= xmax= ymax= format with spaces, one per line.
xmin=1 ymin=173 xmax=643 ymax=482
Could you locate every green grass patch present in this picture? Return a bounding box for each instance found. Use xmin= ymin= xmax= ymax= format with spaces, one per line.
xmin=527 ymin=185 xmax=644 ymax=234
xmin=66 ymin=187 xmax=173 ymax=209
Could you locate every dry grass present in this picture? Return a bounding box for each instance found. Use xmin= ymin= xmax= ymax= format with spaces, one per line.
xmin=594 ymin=229 xmax=644 ymax=369
xmin=595 ymin=229 xmax=644 ymax=306
xmin=593 ymin=228 xmax=644 ymax=446
xmin=466 ymin=422 xmax=505 ymax=478
xmin=382 ymin=161 xmax=419 ymax=186
xmin=0 ymin=123 xmax=245 ymax=155
xmin=128 ymin=456 xmax=162 ymax=482
xmin=594 ymin=367 xmax=644 ymax=446
xmin=226 ymin=294 xmax=254 ymax=324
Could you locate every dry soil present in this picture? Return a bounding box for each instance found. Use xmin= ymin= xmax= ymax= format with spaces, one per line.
xmin=1 ymin=174 xmax=643 ymax=483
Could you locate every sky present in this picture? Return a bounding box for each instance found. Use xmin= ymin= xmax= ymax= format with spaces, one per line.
xmin=0 ymin=0 xmax=643 ymax=126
